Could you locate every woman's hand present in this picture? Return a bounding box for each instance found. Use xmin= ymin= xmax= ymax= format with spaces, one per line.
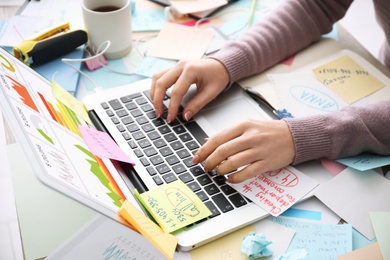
xmin=150 ymin=59 xmax=230 ymax=123
xmin=192 ymin=119 xmax=296 ymax=183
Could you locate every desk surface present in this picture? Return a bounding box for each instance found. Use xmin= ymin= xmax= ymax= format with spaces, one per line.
xmin=1 ymin=1 xmax=389 ymax=259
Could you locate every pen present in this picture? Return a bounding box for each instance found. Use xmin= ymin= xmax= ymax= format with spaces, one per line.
xmin=244 ymin=87 xmax=294 ymax=119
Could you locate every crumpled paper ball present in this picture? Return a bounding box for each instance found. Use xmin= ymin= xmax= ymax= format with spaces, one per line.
xmin=241 ymin=232 xmax=273 ymax=259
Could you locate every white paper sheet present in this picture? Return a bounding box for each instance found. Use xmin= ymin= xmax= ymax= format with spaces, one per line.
xmin=314 ymin=167 xmax=390 ymax=240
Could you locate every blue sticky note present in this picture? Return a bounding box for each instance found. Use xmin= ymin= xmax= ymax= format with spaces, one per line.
xmin=280 ymin=208 xmax=322 ymax=221
xmin=272 ymin=218 xmax=353 ymax=259
xmin=132 ymin=9 xmax=166 ymax=32
xmin=135 ymin=57 xmax=177 ymax=78
xmin=336 ymin=153 xmax=390 ymax=171
xmin=352 ymin=227 xmax=377 ymax=250
xmin=32 ymin=48 xmax=84 ymax=94
xmin=81 ymin=58 xmax=146 ymax=90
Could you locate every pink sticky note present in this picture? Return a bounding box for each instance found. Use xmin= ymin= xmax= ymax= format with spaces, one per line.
xmin=321 ymin=158 xmax=346 ymax=176
xmin=78 ymin=125 xmax=135 ymax=165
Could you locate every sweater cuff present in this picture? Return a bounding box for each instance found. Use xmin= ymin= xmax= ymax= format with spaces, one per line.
xmin=284 ymin=116 xmax=331 ymax=164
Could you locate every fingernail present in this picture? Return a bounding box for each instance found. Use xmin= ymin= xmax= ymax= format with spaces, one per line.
xmin=184 ymin=111 xmax=193 ymax=121
xmin=155 ymin=111 xmax=161 ymax=118
xmin=192 ymin=154 xmax=199 ymax=164
xmin=166 ymin=113 xmax=172 ymax=123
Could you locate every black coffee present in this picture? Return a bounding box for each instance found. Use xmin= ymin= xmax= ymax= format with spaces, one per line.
xmin=93 ymin=6 xmax=120 ymax=12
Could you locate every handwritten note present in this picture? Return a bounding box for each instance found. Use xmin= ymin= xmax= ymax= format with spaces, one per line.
xmin=119 ymin=200 xmax=178 ymax=260
xmin=336 ymin=153 xmax=390 ymax=171
xmin=228 ymin=166 xmax=319 ymax=216
xmin=313 ymin=55 xmax=384 ymax=104
xmin=78 ymin=125 xmax=135 ymax=165
xmin=134 ymin=180 xmax=211 ymax=233
xmin=51 ymin=79 xmax=92 ymax=125
xmin=272 ymin=218 xmax=353 ymax=259
xmin=268 ymin=72 xmax=348 ymax=118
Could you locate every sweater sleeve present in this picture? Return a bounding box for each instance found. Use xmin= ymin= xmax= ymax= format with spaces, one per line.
xmin=284 ymin=99 xmax=390 ymax=164
xmin=210 ymin=0 xmax=353 ymax=83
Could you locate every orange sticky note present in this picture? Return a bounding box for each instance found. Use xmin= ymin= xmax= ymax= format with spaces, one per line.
xmin=119 ymin=200 xmax=178 ymax=260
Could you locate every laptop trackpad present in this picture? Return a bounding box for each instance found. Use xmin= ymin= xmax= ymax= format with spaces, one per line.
xmin=196 ymin=97 xmax=269 ymax=135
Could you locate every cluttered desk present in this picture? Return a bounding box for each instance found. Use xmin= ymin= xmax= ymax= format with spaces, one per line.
xmin=1 ymin=0 xmax=390 ymax=259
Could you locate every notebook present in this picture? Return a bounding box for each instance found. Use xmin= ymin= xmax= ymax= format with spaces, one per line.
xmin=0 ymin=46 xmax=328 ymax=251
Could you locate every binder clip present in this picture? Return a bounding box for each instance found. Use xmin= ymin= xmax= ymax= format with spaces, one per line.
xmin=84 ymin=45 xmax=107 ymax=71
xmin=13 ymin=22 xmax=87 ymax=66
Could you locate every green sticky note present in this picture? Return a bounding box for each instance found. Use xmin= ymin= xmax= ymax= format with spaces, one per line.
xmin=135 ymin=180 xmax=212 ymax=233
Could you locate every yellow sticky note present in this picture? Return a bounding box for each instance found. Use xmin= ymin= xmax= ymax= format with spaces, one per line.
xmin=51 ymin=79 xmax=92 ymax=125
xmin=313 ymin=55 xmax=384 ymax=104
xmin=119 ymin=200 xmax=178 ymax=260
xmin=135 ymin=180 xmax=212 ymax=233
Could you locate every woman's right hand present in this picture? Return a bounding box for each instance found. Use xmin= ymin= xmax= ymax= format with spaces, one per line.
xmin=150 ymin=58 xmax=230 ymax=123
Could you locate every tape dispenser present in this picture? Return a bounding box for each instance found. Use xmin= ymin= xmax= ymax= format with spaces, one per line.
xmin=13 ymin=22 xmax=87 ymax=66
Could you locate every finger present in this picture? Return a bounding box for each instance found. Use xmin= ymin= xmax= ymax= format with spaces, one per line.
xmin=227 ymin=160 xmax=271 ymax=183
xmin=182 ymin=84 xmax=221 ymax=121
xmin=150 ymin=69 xmax=171 ymax=117
xmin=216 ymin=147 xmax=263 ymax=176
xmin=197 ymin=125 xmax=245 ymax=171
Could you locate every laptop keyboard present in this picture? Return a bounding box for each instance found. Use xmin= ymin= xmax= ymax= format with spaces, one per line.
xmin=100 ymin=90 xmax=248 ymax=218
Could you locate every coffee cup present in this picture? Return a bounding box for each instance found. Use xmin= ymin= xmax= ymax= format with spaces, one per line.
xmin=82 ymin=0 xmax=132 ymax=60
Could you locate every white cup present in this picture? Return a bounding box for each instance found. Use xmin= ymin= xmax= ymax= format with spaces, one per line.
xmin=82 ymin=0 xmax=132 ymax=60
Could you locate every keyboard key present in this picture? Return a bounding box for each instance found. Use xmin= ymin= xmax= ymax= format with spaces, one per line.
xmin=204 ymin=201 xmax=220 ymax=218
xmin=101 ymin=102 xmax=109 ymax=109
xmin=185 ymin=141 xmax=199 ymax=150
xmin=146 ymin=166 xmax=157 ymax=176
xmin=228 ymin=193 xmax=247 ymax=208
xmin=127 ymin=124 xmax=139 ymax=133
xmin=187 ymin=182 xmax=201 ymax=192
xmin=122 ymin=132 xmax=131 ymax=140
xmin=120 ymin=93 xmax=142 ymax=103
xmin=204 ymin=184 xmax=219 ymax=196
xmin=140 ymin=157 xmax=150 ymax=167
xmin=144 ymin=147 xmax=158 ymax=157
xmin=116 ymin=109 xmax=129 ymax=117
xmin=197 ymin=175 xmax=212 ymax=186
xmin=177 ymin=149 xmax=191 ymax=159
xmin=154 ymin=139 xmax=167 ymax=148
xmin=147 ymin=131 xmax=160 ymax=140
xmin=111 ymin=117 xmax=120 ymax=124
xmin=156 ymin=163 xmax=170 ymax=174
xmin=190 ymin=166 xmax=205 ymax=176
xmin=166 ymin=155 xmax=180 ymax=165
xmin=164 ymin=133 xmax=177 ymax=142
xmin=131 ymin=109 xmax=143 ymax=117
xmin=212 ymin=193 xmax=234 ymax=213
xmin=179 ymin=173 xmax=194 ymax=183
xmin=163 ymin=173 xmax=177 ymax=183
xmin=160 ymin=147 xmax=173 ymax=156
xmin=184 ymin=121 xmax=208 ymax=145
xmin=173 ymin=125 xmax=186 ymax=134
xmin=172 ymin=163 xmax=186 ymax=174
xmin=221 ymin=185 xmax=236 ymax=195
xmin=121 ymin=116 xmax=134 ymax=125
xmin=108 ymin=99 xmax=123 ymax=110
xmin=141 ymin=123 xmax=154 ymax=132
xmin=153 ymin=176 xmax=164 ymax=186
xmin=196 ymin=191 xmax=208 ymax=202
xmin=170 ymin=140 xmax=183 ymax=150
xmin=138 ymin=139 xmax=151 ymax=148
xmin=150 ymin=155 xmax=164 ymax=165
xmin=125 ymin=102 xmax=137 ymax=110
xmin=214 ymin=175 xmax=227 ymax=186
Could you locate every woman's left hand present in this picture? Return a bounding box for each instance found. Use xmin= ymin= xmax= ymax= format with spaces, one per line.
xmin=192 ymin=119 xmax=296 ymax=183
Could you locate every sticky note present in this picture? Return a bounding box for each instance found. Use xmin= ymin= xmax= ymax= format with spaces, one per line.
xmin=119 ymin=200 xmax=178 ymax=260
xmin=78 ymin=125 xmax=135 ymax=165
xmin=369 ymin=212 xmax=390 ymax=260
xmin=313 ymin=55 xmax=384 ymax=104
xmin=273 ymin=218 xmax=353 ymax=259
xmin=147 ymin=23 xmax=214 ymax=61
xmin=51 ymin=79 xmax=92 ymax=125
xmin=228 ymin=166 xmax=319 ymax=216
xmin=336 ymin=153 xmax=390 ymax=171
xmin=134 ymin=180 xmax=212 ymax=233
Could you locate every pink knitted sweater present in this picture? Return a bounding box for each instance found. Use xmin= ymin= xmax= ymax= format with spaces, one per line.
xmin=211 ymin=0 xmax=390 ymax=164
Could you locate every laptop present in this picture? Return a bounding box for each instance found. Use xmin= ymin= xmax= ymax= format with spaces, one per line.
xmin=0 ymin=46 xmax=328 ymax=251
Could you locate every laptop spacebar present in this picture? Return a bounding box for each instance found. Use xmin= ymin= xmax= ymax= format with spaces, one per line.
xmin=184 ymin=121 xmax=208 ymax=145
